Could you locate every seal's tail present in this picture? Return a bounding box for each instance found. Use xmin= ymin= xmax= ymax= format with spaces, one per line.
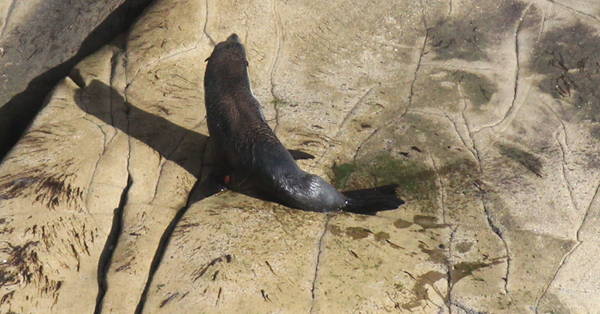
xmin=342 ymin=184 xmax=404 ymax=215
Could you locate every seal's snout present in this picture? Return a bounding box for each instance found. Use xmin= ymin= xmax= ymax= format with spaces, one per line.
xmin=227 ymin=33 xmax=240 ymax=43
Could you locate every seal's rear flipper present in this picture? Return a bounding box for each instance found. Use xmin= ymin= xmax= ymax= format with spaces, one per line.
xmin=342 ymin=206 xmax=379 ymax=216
xmin=342 ymin=184 xmax=404 ymax=214
xmin=288 ymin=149 xmax=315 ymax=160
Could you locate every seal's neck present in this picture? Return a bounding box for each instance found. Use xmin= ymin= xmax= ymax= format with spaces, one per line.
xmin=223 ymin=72 xmax=251 ymax=90
xmin=206 ymin=57 xmax=250 ymax=85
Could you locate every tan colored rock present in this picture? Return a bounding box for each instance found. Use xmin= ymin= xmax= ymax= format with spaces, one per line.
xmin=0 ymin=0 xmax=152 ymax=157
xmin=1 ymin=0 xmax=600 ymax=313
xmin=0 ymin=45 xmax=128 ymax=313
xmin=142 ymin=192 xmax=324 ymax=313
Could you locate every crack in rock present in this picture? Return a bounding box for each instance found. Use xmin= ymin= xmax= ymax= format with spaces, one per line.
xmin=456 ymin=86 xmax=512 ymax=294
xmin=127 ymin=46 xmax=200 ymax=86
xmin=429 ymin=154 xmax=448 ymax=224
xmin=547 ymin=0 xmax=600 ymax=23
xmin=352 ymin=127 xmax=379 ymax=162
xmin=445 ymin=111 xmax=478 ymax=164
xmin=353 ymin=4 xmax=429 ymax=161
xmin=309 ymin=215 xmax=331 ymax=314
xmin=430 ymin=153 xmax=455 ymax=313
xmin=535 ymin=182 xmax=600 ymax=312
xmin=537 ymin=2 xmax=549 ymax=43
xmin=133 ymin=199 xmax=194 ymax=314
xmin=81 ymin=115 xmax=111 ymax=208
xmin=203 ymin=0 xmax=215 ymax=46
xmin=270 ymin=0 xmax=283 ymax=133
xmin=405 ymin=5 xmax=429 ymax=117
xmin=337 ymin=87 xmax=374 ymax=140
xmin=94 ymin=48 xmax=131 ymax=310
xmin=474 ymin=4 xmax=532 ymax=134
xmin=544 ymin=102 xmax=578 ymax=211
xmin=317 ymin=86 xmax=374 ymax=165
xmin=94 ymin=175 xmax=132 ymax=314
xmin=451 ymin=301 xmax=486 ymax=314
xmin=481 ymin=198 xmax=511 ymax=295
xmin=150 ymin=132 xmax=187 ymax=203
xmin=134 ymin=136 xmax=209 ymax=313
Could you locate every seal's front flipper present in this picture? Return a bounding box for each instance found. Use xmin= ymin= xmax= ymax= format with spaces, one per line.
xmin=288 ymin=149 xmax=315 ymax=160
xmin=342 ymin=184 xmax=404 ymax=214
xmin=186 ymin=170 xmax=229 ymax=206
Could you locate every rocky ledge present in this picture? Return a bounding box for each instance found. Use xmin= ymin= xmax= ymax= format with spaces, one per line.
xmin=1 ymin=0 xmax=599 ymax=313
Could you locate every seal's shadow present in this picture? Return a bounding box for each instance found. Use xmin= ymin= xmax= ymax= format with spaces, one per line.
xmin=75 ymin=79 xmax=403 ymax=213
xmin=75 ymin=79 xmax=208 ymax=180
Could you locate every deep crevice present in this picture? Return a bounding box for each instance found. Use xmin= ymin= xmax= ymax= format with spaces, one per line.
xmin=133 ymin=191 xmax=196 ymax=314
xmin=134 ymin=139 xmax=210 ymax=313
xmin=0 ymin=0 xmax=156 ymax=162
xmin=94 ymin=174 xmax=132 ymax=314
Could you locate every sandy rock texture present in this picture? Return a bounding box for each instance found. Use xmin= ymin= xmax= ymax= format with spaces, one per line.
xmin=0 ymin=0 xmax=152 ymax=158
xmin=1 ymin=0 xmax=599 ymax=313
xmin=0 ymin=0 xmax=151 ymax=106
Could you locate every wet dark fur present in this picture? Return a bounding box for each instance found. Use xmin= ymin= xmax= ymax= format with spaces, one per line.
xmin=203 ymin=34 xmax=402 ymax=214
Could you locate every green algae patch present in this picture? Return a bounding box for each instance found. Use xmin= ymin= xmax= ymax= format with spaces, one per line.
xmin=270 ymin=97 xmax=291 ymax=108
xmin=591 ymin=125 xmax=600 ymax=140
xmin=333 ymin=153 xmax=437 ymax=203
xmin=331 ymin=162 xmax=357 ymax=191
xmin=450 ymin=71 xmax=497 ymax=108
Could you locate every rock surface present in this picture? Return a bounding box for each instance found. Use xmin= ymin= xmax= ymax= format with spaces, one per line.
xmin=0 ymin=0 xmax=152 ymax=159
xmin=1 ymin=0 xmax=600 ymax=313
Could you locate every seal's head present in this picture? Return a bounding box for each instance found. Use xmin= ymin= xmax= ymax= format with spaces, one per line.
xmin=205 ymin=33 xmax=249 ymax=81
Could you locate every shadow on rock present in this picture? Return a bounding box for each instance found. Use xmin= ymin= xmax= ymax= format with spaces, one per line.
xmin=0 ymin=0 xmax=156 ymax=163
xmin=75 ymin=79 xmax=208 ymax=179
xmin=75 ymin=79 xmax=403 ymax=214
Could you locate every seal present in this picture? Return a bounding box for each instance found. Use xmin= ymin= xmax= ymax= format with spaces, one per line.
xmin=203 ymin=34 xmax=402 ymax=214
